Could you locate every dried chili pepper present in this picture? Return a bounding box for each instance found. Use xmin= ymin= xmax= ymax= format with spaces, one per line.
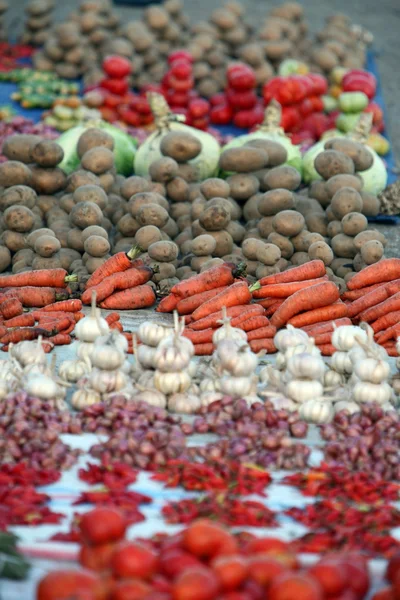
xmin=78 ymin=461 xmax=138 ymax=489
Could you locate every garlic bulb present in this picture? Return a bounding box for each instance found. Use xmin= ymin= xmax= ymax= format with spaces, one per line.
xmin=71 ymin=388 xmax=101 ymax=410
xmin=76 ymin=341 xmax=94 ymax=366
xmin=96 ymin=330 xmax=129 ymax=354
xmin=324 ymin=369 xmax=345 ymax=388
xmin=267 ymin=396 xmax=297 ymax=411
xmin=158 ymin=313 xmax=194 ymax=357
xmin=154 ymin=370 xmax=191 ymax=395
xmin=219 ymin=375 xmax=253 ymax=398
xmin=381 ymin=402 xmax=396 ymax=413
xmin=23 ymin=374 xmax=59 ymax=400
xmin=138 ymin=370 xmax=155 ymax=387
xmin=23 ymin=362 xmax=51 ymax=376
xmin=219 ymin=344 xmax=258 ymax=377
xmin=331 ymin=351 xmax=353 ymax=375
xmin=121 ymin=359 xmax=132 ymax=374
xmin=353 ymin=381 xmax=392 ymax=405
xmin=59 ymin=359 xmax=90 ymax=383
xmin=74 ymin=292 xmax=109 ymax=342
xmin=274 ymin=325 xmax=309 ymax=352
xmin=91 ymin=343 xmax=125 ymax=371
xmin=334 ymin=400 xmax=360 ymax=414
xmin=331 ymin=325 xmax=367 ymax=352
xmin=285 ymin=380 xmax=324 ymax=403
xmin=353 ymin=358 xmax=390 ymax=384
xmin=212 ymin=324 xmax=247 ymax=345
xmin=286 ymin=353 xmax=325 ymax=381
xmin=199 ymin=378 xmax=219 ymax=393
xmin=138 ymin=322 xmax=172 ymax=347
xmin=299 ymin=399 xmax=334 ymax=424
xmin=133 ymin=389 xmax=167 ymax=408
xmin=10 ymin=338 xmax=47 ymax=368
xmin=90 ymin=368 xmax=127 ymax=394
xmin=137 ymin=345 xmax=157 ymax=370
xmin=276 ymin=341 xmax=320 ymax=371
xmin=153 ymin=345 xmax=191 ymax=373
xmin=168 ymin=393 xmax=201 ymax=414
xmin=0 ymin=380 xmax=10 ymax=401
xmin=201 ymin=391 xmax=224 ymax=407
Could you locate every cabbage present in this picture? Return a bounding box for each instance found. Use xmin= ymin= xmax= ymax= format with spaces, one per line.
xmin=222 ymin=101 xmax=303 ymax=175
xmin=57 ymin=120 xmax=137 ymax=176
xmin=134 ymin=93 xmax=220 ymax=180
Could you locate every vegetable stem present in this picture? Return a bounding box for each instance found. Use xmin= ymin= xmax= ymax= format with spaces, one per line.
xmin=249 ymin=281 xmax=261 ymax=293
xmin=127 ymin=245 xmax=142 ymax=260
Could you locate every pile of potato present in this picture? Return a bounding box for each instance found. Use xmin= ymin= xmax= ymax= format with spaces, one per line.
xmin=20 ymin=0 xmax=54 ymax=47
xmin=0 ymin=0 xmax=8 ymax=42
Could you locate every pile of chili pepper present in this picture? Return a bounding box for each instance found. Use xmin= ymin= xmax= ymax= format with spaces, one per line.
xmin=78 ymin=460 xmax=138 ymax=490
xmin=0 ymin=485 xmax=63 ymax=528
xmin=0 ymin=43 xmax=34 ymax=73
xmin=0 ymin=463 xmax=61 ymax=488
xmin=73 ymin=489 xmax=151 ymax=525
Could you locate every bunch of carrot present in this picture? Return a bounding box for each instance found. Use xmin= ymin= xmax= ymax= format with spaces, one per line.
xmin=82 ymin=247 xmax=156 ymax=311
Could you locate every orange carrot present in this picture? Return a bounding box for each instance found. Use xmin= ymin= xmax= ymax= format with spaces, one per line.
xmin=63 ymin=322 xmax=76 ymax=335
xmin=341 ymin=283 xmax=382 ymax=301
xmin=271 ymin=282 xmax=340 ymax=329
xmin=99 ymin=285 xmax=156 ymax=310
xmin=385 ymin=279 xmax=400 ymax=296
xmin=105 ymin=312 xmax=120 ymax=325
xmin=264 ymin=300 xmax=284 ymax=317
xmin=192 ymin=281 xmax=253 ymax=321
xmin=381 ymin=342 xmax=397 ymax=357
xmin=287 ymin=302 xmax=348 ymax=329
xmin=183 ymin=328 xmax=214 ymax=344
xmin=171 ymin=263 xmax=245 ymax=299
xmin=375 ymin=324 xmax=400 ymax=344
xmin=82 ymin=266 xmax=155 ymax=305
xmin=230 ymin=305 xmax=266 ymax=327
xmin=189 ymin=305 xmax=252 ymax=331
xmin=313 ymin=332 xmax=333 ymax=345
xmin=252 ymin=276 xmax=328 ymax=299
xmin=258 ymin=260 xmax=326 ymax=286
xmin=33 ymin=310 xmax=75 ymax=321
xmin=318 ymin=343 xmax=336 ymax=356
xmin=3 ymin=314 xmax=35 ymax=328
xmin=0 ymin=327 xmax=52 ymax=344
xmin=184 ymin=315 xmax=193 ymax=325
xmin=347 ymin=258 xmax=400 ymax=290
xmin=176 ymin=286 xmax=228 ymax=315
xmin=194 ymin=343 xmax=214 ymax=356
xmin=85 ymin=245 xmax=142 ymax=289
xmin=254 ymin=297 xmax=281 ymax=309
xmin=249 ymin=339 xmax=277 ymax=353
xmin=4 ymin=287 xmax=69 ymax=307
xmin=347 ymin=285 xmax=390 ymax=319
xmin=0 ymin=268 xmax=76 ymax=289
xmin=43 ymin=333 xmax=72 ymax=346
xmin=371 ymin=311 xmax=400 ymax=334
xmin=246 ymin=325 xmax=277 ymax=341
xmin=358 ymin=291 xmax=400 ymax=323
xmin=156 ymin=294 xmax=180 ymax=313
xmin=110 ymin=322 xmax=124 ymax=332
xmin=122 ymin=332 xmax=133 ymax=343
xmin=0 ymin=326 xmax=6 ymax=339
xmin=40 ymin=299 xmax=83 ymax=313
xmin=302 ymin=317 xmax=352 ymax=335
xmin=238 ymin=315 xmax=271 ymax=332
xmin=0 ymin=298 xmax=23 ymax=320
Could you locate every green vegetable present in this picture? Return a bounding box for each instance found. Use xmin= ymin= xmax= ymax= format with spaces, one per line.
xmin=322 ymin=95 xmax=338 ymax=113
xmin=338 ymin=92 xmax=369 ymax=114
xmin=336 ymin=112 xmax=363 ymax=133
xmin=0 ymin=532 xmax=30 ymax=581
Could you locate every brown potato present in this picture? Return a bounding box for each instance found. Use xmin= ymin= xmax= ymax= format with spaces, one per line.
xmin=2 ymin=134 xmax=41 ymax=163
xmin=0 ymin=185 xmax=37 ymax=211
xmin=34 ymin=235 xmax=61 ymax=258
xmin=256 ymin=217 xmax=274 ymax=239
xmin=129 ymin=192 xmax=168 ymax=217
xmin=256 ymin=264 xmax=279 ymax=279
xmin=152 ymin=263 xmax=176 ymax=283
xmin=191 ymin=255 xmax=211 ymax=272
xmin=160 ymin=131 xmax=202 ymax=163
xmin=226 ymin=221 xmax=245 ymax=243
xmin=191 ymin=219 xmax=207 ymax=238
xmin=31 ymin=140 xmax=64 ymax=167
xmin=59 ymin=194 xmax=75 ymax=213
xmin=360 ymin=240 xmax=384 ymax=265
xmin=80 ymin=147 xmax=114 ymax=174
xmin=70 ymin=201 xmax=103 ymax=229
xmin=58 ymin=248 xmax=81 ymax=271
xmin=148 ymin=240 xmax=179 ymax=262
xmin=2 ymin=231 xmax=27 ymax=252
xmin=190 ymin=234 xmax=216 ymax=257
xmin=37 ymin=195 xmax=57 ymax=214
xmin=227 ymin=174 xmax=259 ymax=201
xmin=360 ymin=191 xmax=380 ymax=217
xmin=327 ymin=221 xmax=343 ymax=238
xmin=354 ymin=229 xmax=387 ymax=250
xmin=116 ymin=214 xmax=140 ymax=237
xmin=245 ymin=139 xmax=287 ymax=166
xmin=162 ymin=218 xmax=179 ymax=239
xmin=324 ymin=139 xmax=373 ymax=172
xmin=81 ymin=226 xmax=108 ymax=243
xmin=200 ymin=178 xmax=230 ymax=200
xmin=308 ymin=241 xmax=334 ymax=265
xmin=0 ymin=162 xmax=32 ymax=188
xmin=291 ymin=230 xmax=312 ymax=253
xmin=267 ymin=232 xmax=294 ymax=259
xmin=199 ymin=205 xmax=230 ymax=231
xmin=86 ymin=256 xmax=109 ymax=274
xmin=272 ymin=210 xmax=305 ymax=237
xmin=136 ymin=204 xmax=169 ymax=228
xmin=32 ymin=255 xmax=63 ymax=270
xmin=3 ymin=206 xmax=34 ymax=233
xmin=325 ymin=173 xmax=363 ymax=198
xmin=206 ymin=230 xmax=233 ymax=257
xmin=120 ymin=176 xmax=150 ymax=200
xmin=67 ymin=170 xmax=101 ymax=195
xmin=341 ymin=212 xmax=368 ymax=237
xmin=242 ymin=238 xmax=264 ymax=260
xmin=219 ymin=147 xmax=268 ymax=173
xmin=149 ymin=157 xmax=179 ymax=183
xmin=166 ymin=177 xmax=189 ymax=202
xmin=264 ymin=166 xmax=301 ymax=191
xmin=27 ymin=228 xmax=55 ymax=249
xmin=352 ymin=253 xmax=367 ymax=272
xmin=77 ymin=128 xmax=114 ymax=158
xmin=258 ymin=189 xmax=294 ymax=216
xmin=291 ymin=252 xmax=309 ymax=266
xmin=98 ymin=172 xmax=115 ymax=194
xmin=314 ymin=150 xmax=355 ymax=180
xmin=30 ymin=167 xmax=66 ymax=194
xmin=0 ymin=246 xmax=11 ymax=273
xmin=305 ymin=213 xmax=328 ymax=236
xmin=73 ymin=185 xmax=108 ymax=210
xmin=330 ymin=187 xmax=363 ymax=219
xmin=170 ymin=203 xmax=190 ymax=221
xmin=243 ymin=194 xmax=261 ymax=221
xmin=84 ymin=235 xmax=111 ymax=257
xmin=331 ymin=233 xmax=357 ymax=258
xmin=256 ymin=242 xmax=281 ymax=266
xmin=134 ymin=225 xmax=162 ymax=251
xmin=309 ymin=180 xmax=330 ymax=207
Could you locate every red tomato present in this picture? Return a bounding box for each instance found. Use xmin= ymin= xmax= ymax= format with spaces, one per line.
xmin=262 ymin=77 xmax=284 ymax=103
xmin=140 ymin=83 xmax=163 ymax=95
xmin=80 ymin=508 xmax=126 ymax=546
xmin=151 ymin=574 xmax=172 ymax=594
xmin=119 ymin=108 xmax=141 ymax=127
xmin=166 ymin=89 xmax=190 ymax=106
xmin=210 ymin=104 xmax=233 ymax=125
xmin=342 ymin=71 xmax=377 ymax=99
xmin=183 ymin=520 xmax=238 ymax=559
xmin=244 ymin=537 xmax=289 ymax=555
xmin=227 ymin=62 xmax=250 ymax=77
xmin=386 ymin=551 xmax=400 ymax=583
xmin=212 ymin=555 xmax=248 ymax=591
xmin=110 ymin=579 xmax=151 ymax=600
xmin=103 ymin=55 xmax=132 ymax=79
xmin=140 ymin=113 xmax=154 ymax=126
xmin=102 ymin=93 xmax=122 ymax=109
xmin=191 ymin=116 xmax=209 ymax=130
xmin=307 ymin=560 xmax=348 ymax=597
xmin=307 ymin=73 xmax=328 ymax=96
xmin=168 ymin=50 xmax=194 ymax=64
xmin=302 ymin=113 xmax=330 ymax=138
xmin=210 ymin=92 xmax=227 ymax=106
xmin=365 ymin=101 xmax=384 ymax=125
xmin=281 ymin=105 xmax=301 ymax=131
xmin=159 ymin=548 xmax=202 ymax=579
xmin=189 ymin=98 xmax=210 ymax=118
xmin=226 ymin=89 xmax=258 ymax=110
xmin=135 ymin=97 xmax=151 ymax=115
xmin=370 ymin=588 xmax=395 ymax=600
xmin=79 ymin=543 xmax=116 ymax=572
xmin=247 ymin=555 xmax=287 ymax=587
xmin=172 ymin=567 xmax=220 ymax=600
xmin=228 ymin=68 xmax=256 ymax=91
xmin=268 ymin=572 xmax=323 ymax=600
xmin=168 ymin=75 xmax=194 ymax=92
xmin=233 ymin=108 xmax=263 ymax=129
xmin=99 ymin=106 xmax=118 ymax=123
xmin=290 ymin=130 xmax=316 ymax=145
xmin=111 ymin=542 xmax=158 ymax=580
xmin=37 ymin=570 xmax=105 ymax=600
xmin=171 ymin=60 xmax=193 ymax=80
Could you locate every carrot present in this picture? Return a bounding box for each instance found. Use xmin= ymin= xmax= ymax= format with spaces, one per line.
xmin=0 ymin=326 xmax=6 ymax=339
xmin=82 ymin=266 xmax=155 ymax=305
xmin=302 ymin=317 xmax=352 ymax=335
xmin=192 ymin=281 xmax=253 ymax=322
xmin=341 ymin=283 xmax=383 ymax=301
xmin=194 ymin=343 xmax=214 ymax=356
xmin=99 ymin=284 xmax=156 ymax=310
xmin=74 ymin=312 xmax=85 ymax=322
xmin=254 ymin=297 xmax=281 ymax=309
xmin=184 ymin=315 xmax=193 ymax=325
xmin=3 ymin=313 xmax=35 ymax=328
xmin=3 ymin=287 xmax=69 ymax=307
xmin=189 ymin=305 xmax=252 ymax=331
xmin=246 ymin=325 xmax=277 ymax=341
xmin=385 ymin=279 xmax=400 ymax=296
xmin=0 ymin=298 xmax=23 ymax=320
xmin=264 ymin=300 xmax=285 ymax=317
xmin=176 ymin=286 xmax=229 ymax=316
xmin=171 ymin=263 xmax=245 ymax=299
xmin=347 ymin=258 xmax=400 ymax=291
xmin=238 ymin=315 xmax=271 ymax=332
xmin=0 ymin=327 xmax=52 ymax=344
xmin=63 ymin=322 xmax=76 ymax=335
xmin=33 ymin=310 xmax=75 ymax=321
xmin=375 ymin=324 xmax=400 ymax=344
xmin=318 ymin=343 xmax=336 ymax=356
xmin=371 ymin=311 xmax=400 ymax=334
xmin=249 ymin=339 xmax=277 ymax=353
xmin=347 ymin=285 xmax=390 ymax=319
xmin=258 ymin=260 xmax=326 ymax=286
xmin=0 ymin=268 xmax=76 ymax=289
xmin=252 ymin=276 xmax=328 ymax=299
xmin=183 ymin=328 xmax=214 ymax=344
xmin=85 ymin=245 xmax=142 ymax=289
xmin=105 ymin=312 xmax=120 ymax=325
xmin=110 ymin=322 xmax=124 ymax=332
xmin=271 ymin=281 xmax=340 ymax=329
xmin=156 ymin=294 xmax=180 ymax=313
xmin=313 ymin=332 xmax=333 ymax=345
xmin=358 ymin=291 xmax=400 ymax=323
xmin=43 ymin=333 xmax=72 ymax=346
xmin=40 ymin=299 xmax=83 ymax=313
xmin=287 ymin=302 xmax=348 ymax=329
xmin=380 ymin=342 xmax=397 ymax=357
xmin=230 ymin=305 xmax=266 ymax=327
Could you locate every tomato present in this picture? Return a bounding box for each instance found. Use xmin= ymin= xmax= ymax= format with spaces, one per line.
xmin=227 ymin=62 xmax=250 ymax=77
xmin=365 ymin=101 xmax=384 ymax=126
xmin=342 ymin=72 xmax=376 ymax=99
xmin=168 ymin=75 xmax=194 ymax=92
xmin=233 ymin=108 xmax=263 ymax=129
xmin=120 ymin=109 xmax=141 ymax=126
xmin=263 ymin=76 xmax=307 ymax=106
xmin=306 ymin=73 xmax=328 ymax=96
xmin=101 ymin=78 xmax=129 ymax=96
xmin=210 ymin=104 xmax=233 ymax=125
xmin=140 ymin=83 xmax=163 ymax=95
xmin=99 ymin=106 xmax=118 ymax=123
xmin=210 ymin=92 xmax=227 ymax=106
xmin=226 ymin=89 xmax=258 ymax=110
xmin=171 ymin=60 xmax=193 ymax=80
xmin=140 ymin=113 xmax=154 ymax=126
xmin=112 ymin=542 xmax=158 ymax=580
xmin=79 ymin=543 xmax=116 ymax=572
xmin=168 ymin=50 xmax=194 ymax=64
xmin=189 ymin=98 xmax=210 ymax=118
xmin=183 ymin=520 xmax=238 ymax=559
xmin=228 ymin=68 xmax=256 ymax=91
xmin=159 ymin=548 xmax=202 ymax=579
xmin=268 ymin=572 xmax=323 ymax=600
xmin=248 ymin=555 xmax=287 ymax=587
xmin=103 ymin=56 xmax=132 ymax=79
xmin=302 ymin=113 xmax=330 ymax=138
xmin=370 ymin=588 xmax=395 ymax=600
xmin=110 ymin=579 xmax=151 ymax=600
xmin=191 ymin=116 xmax=209 ymax=130
xmin=386 ymin=551 xmax=400 ymax=583
xmin=307 ymin=560 xmax=348 ymax=597
xmin=134 ymin=97 xmax=151 ymax=115
xmin=281 ymin=105 xmax=301 ymax=131
xmin=80 ymin=508 xmax=126 ymax=546
xmin=37 ymin=569 xmax=105 ymax=600
xmin=244 ymin=537 xmax=289 ymax=555
xmin=212 ymin=555 xmax=248 ymax=591
xmin=172 ymin=567 xmax=220 ymax=600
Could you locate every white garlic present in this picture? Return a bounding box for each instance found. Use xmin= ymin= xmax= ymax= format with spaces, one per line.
xmin=138 ymin=322 xmax=171 ymax=347
xmin=0 ymin=380 xmax=10 ymax=400
xmin=168 ymin=393 xmax=201 ymax=414
xmin=286 ymin=353 xmax=325 ymax=381
xmin=324 ymin=369 xmax=345 ymax=388
xmin=91 ymin=343 xmax=125 ymax=371
xmin=153 ymin=345 xmax=191 ymax=373
xmin=267 ymin=396 xmax=297 ymax=411
xmin=154 ymin=370 xmax=191 ymax=395
xmin=10 ymin=338 xmax=47 ymax=368
xmin=133 ymin=389 xmax=167 ymax=408
xmin=334 ymin=400 xmax=360 ymax=414
xmin=71 ymin=388 xmax=101 ymax=410
xmin=199 ymin=378 xmax=219 ymax=393
xmin=331 ymin=350 xmax=353 ymax=374
xmin=96 ymin=330 xmax=129 ymax=354
xmin=299 ymin=399 xmax=334 ymax=424
xmin=137 ymin=345 xmax=157 ymax=370
xmin=219 ymin=344 xmax=258 ymax=377
xmin=274 ymin=325 xmax=309 ymax=352
xmin=76 ymin=341 xmax=94 ymax=366
xmin=74 ymin=292 xmax=109 ymax=343
xmin=219 ymin=375 xmax=253 ymax=398
xmin=137 ymin=370 xmax=155 ymax=387
xmin=90 ymin=368 xmax=127 ymax=394
xmin=353 ymin=358 xmax=390 ymax=384
xmin=59 ymin=359 xmax=90 ymax=383
xmin=200 ymin=391 xmax=224 ymax=407
xmin=212 ymin=324 xmax=247 ymax=345
xmin=353 ymin=381 xmax=392 ymax=405
xmin=23 ymin=374 xmax=59 ymax=400
xmin=331 ymin=325 xmax=368 ymax=352
xmin=285 ymin=380 xmax=324 ymax=403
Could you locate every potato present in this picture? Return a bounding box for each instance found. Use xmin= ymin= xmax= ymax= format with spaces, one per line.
xmin=32 ymin=255 xmax=63 ymax=270
xmin=34 ymin=235 xmax=61 ymax=258
xmin=30 ymin=166 xmax=66 ymax=194
xmin=151 ymin=263 xmax=176 ymax=284
xmin=0 ymin=185 xmax=37 ymax=211
xmin=2 ymin=134 xmax=41 ymax=163
xmin=12 ymin=248 xmax=34 ymax=265
xmin=120 ymin=176 xmax=150 ymax=200
xmin=341 ymin=212 xmax=368 ymax=237
xmin=58 ymin=248 xmax=81 ymax=271
xmin=267 ymin=232 xmax=294 ymax=259
xmin=242 ymin=238 xmax=264 ymax=260
xmin=2 ymin=231 xmax=27 ymax=252
xmin=134 ymin=225 xmax=161 ymax=251
xmin=272 ymin=210 xmax=305 ymax=237
xmin=354 ymin=229 xmax=387 ymax=250
xmin=98 ymin=172 xmax=115 ymax=194
xmin=331 ymin=233 xmax=357 ymax=258
xmin=176 ymin=163 xmax=201 ymax=183
xmin=200 ymin=178 xmax=230 ymax=200
xmin=70 ymin=201 xmax=103 ymax=229
xmin=245 ymin=259 xmax=259 ymax=276
xmin=245 ymin=139 xmax=287 ymax=166
xmin=191 ymin=219 xmax=207 ymax=238
xmin=148 ymin=240 xmax=178 ymax=262
xmin=37 ymin=195 xmax=56 ymax=214
xmin=360 ymin=240 xmax=384 ymax=265
xmin=117 ymin=214 xmax=140 ymax=237
xmin=81 ymin=226 xmax=108 ymax=243
xmin=86 ymin=256 xmax=109 ymax=274
xmin=26 ymin=229 xmax=54 ymax=251
xmin=199 ymin=204 xmax=230 ymax=231
xmin=160 ymin=131 xmax=202 ymax=163
xmin=0 ymin=246 xmax=11 ymax=273
xmin=305 ymin=213 xmax=328 ymax=236
xmin=360 ymin=191 xmax=380 ymax=217
xmin=84 ymin=235 xmax=111 ymax=257
xmin=206 ymin=197 xmax=236 ymax=220
xmin=330 ymin=187 xmax=363 ymax=219
xmin=309 ymin=180 xmax=330 ymax=207
xmin=264 ymin=166 xmax=301 ymax=191
xmin=291 ymin=252 xmax=309 ymax=266
xmin=227 ymin=174 xmax=259 ymax=201
xmin=258 ymin=188 xmax=294 ymax=216
xmin=113 ymin=237 xmax=136 ymax=254
xmin=291 ymin=230 xmax=312 ymax=253
xmin=244 ymin=194 xmax=261 ymax=221
xmin=170 ymin=203 xmax=190 ymax=221
xmin=149 ymin=157 xmax=179 ymax=183
xmin=162 ymin=217 xmax=179 ymax=239
xmin=256 ymin=242 xmax=281 ymax=265
xmin=130 ymin=191 xmax=169 ymax=216
xmin=325 ymin=174 xmax=363 ymax=198
xmin=0 ymin=162 xmax=32 ymax=188
xmin=77 ymin=128 xmax=114 ymax=158
xmin=314 ymin=150 xmax=355 ymax=180
xmin=191 ymin=255 xmax=211 ymax=271
xmin=80 ymin=146 xmax=114 ymax=174
xmin=206 ymin=230 xmax=233 ymax=257
xmin=308 ymin=241 xmax=334 ymax=266
xmin=31 ymin=141 xmax=64 ymax=167
xmin=324 ymin=139 xmax=373 ymax=172
xmin=327 ymin=221 xmax=342 ymax=238
xmin=219 ymin=147 xmax=268 ymax=173
xmin=352 ymin=253 xmax=367 ymax=273
xmin=59 ymin=194 xmax=75 ymax=214
xmin=189 ymin=234 xmax=215 ymax=257
xmin=3 ymin=206 xmax=34 ymax=233
xmin=136 ymin=203 xmax=169 ymax=228
xmin=73 ymin=185 xmax=108 ymax=210
xmin=226 ymin=221 xmax=245 ymax=243
xmin=167 ymin=177 xmax=189 ymax=202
